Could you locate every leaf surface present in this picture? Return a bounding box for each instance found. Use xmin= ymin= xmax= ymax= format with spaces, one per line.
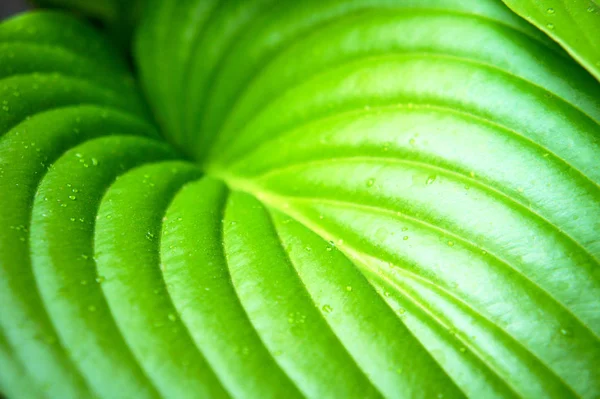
xmin=1 ymin=1 xmax=600 ymax=398
xmin=501 ymin=0 xmax=600 ymax=81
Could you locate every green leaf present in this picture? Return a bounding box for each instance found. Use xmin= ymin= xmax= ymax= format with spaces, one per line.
xmin=500 ymin=0 xmax=600 ymax=81
xmin=2 ymin=1 xmax=600 ymax=398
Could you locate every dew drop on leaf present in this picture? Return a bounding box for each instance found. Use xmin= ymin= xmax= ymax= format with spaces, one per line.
xmin=426 ymin=175 xmax=437 ymax=185
xmin=560 ymin=328 xmax=573 ymax=337
xmin=322 ymin=304 xmax=333 ymax=314
xmin=366 ymin=178 xmax=375 ymax=187
xmin=546 ymin=8 xmax=555 ymax=14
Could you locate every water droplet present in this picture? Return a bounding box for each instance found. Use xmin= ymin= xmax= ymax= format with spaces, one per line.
xmin=68 ymin=195 xmax=76 ymax=200
xmin=401 ymin=227 xmax=408 ymax=232
xmin=447 ymin=240 xmax=455 ymax=247
xmin=384 ymin=291 xmax=391 ymax=297
xmin=366 ymin=178 xmax=375 ymax=187
xmin=346 ymin=286 xmax=353 ymax=292
xmin=398 ymin=308 xmax=406 ymax=315
xmin=409 ymin=138 xmax=416 ymax=146
xmin=403 ymin=236 xmax=409 ymax=241
xmin=560 ymin=328 xmax=572 ymax=337
xmin=546 ymin=8 xmax=555 ymax=14
xmin=546 ymin=23 xmax=555 ymax=30
xmin=426 ymin=175 xmax=437 ymax=185
xmin=168 ymin=313 xmax=177 ymax=322
xmin=587 ymin=6 xmax=595 ymax=12
xmin=146 ymin=231 xmax=154 ymax=240
xmin=95 ymin=276 xmax=105 ymax=283
xmin=322 ymin=304 xmax=333 ymax=313
xmin=91 ymin=158 xmax=98 ymax=166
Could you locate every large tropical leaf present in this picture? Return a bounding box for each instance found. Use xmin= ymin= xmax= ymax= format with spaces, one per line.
xmin=1 ymin=0 xmax=599 ymax=398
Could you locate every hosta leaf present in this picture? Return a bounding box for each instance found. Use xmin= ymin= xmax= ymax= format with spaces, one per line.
xmin=1 ymin=0 xmax=600 ymax=398
xmin=500 ymin=0 xmax=600 ymax=81
xmin=0 ymin=12 xmax=162 ymax=399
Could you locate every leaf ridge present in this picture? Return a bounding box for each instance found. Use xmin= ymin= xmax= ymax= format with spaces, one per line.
xmin=276 ymin=194 xmax=600 ymax=340
xmin=263 ymin=206 xmax=386 ymax=398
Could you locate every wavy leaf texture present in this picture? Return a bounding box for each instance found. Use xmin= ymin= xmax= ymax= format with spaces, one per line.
xmin=1 ymin=0 xmax=600 ymax=398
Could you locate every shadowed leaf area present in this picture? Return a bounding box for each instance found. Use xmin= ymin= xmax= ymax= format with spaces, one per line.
xmin=0 ymin=0 xmax=599 ymax=398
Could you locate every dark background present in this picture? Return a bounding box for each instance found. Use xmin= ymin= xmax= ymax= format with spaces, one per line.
xmin=0 ymin=0 xmax=29 ymax=19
